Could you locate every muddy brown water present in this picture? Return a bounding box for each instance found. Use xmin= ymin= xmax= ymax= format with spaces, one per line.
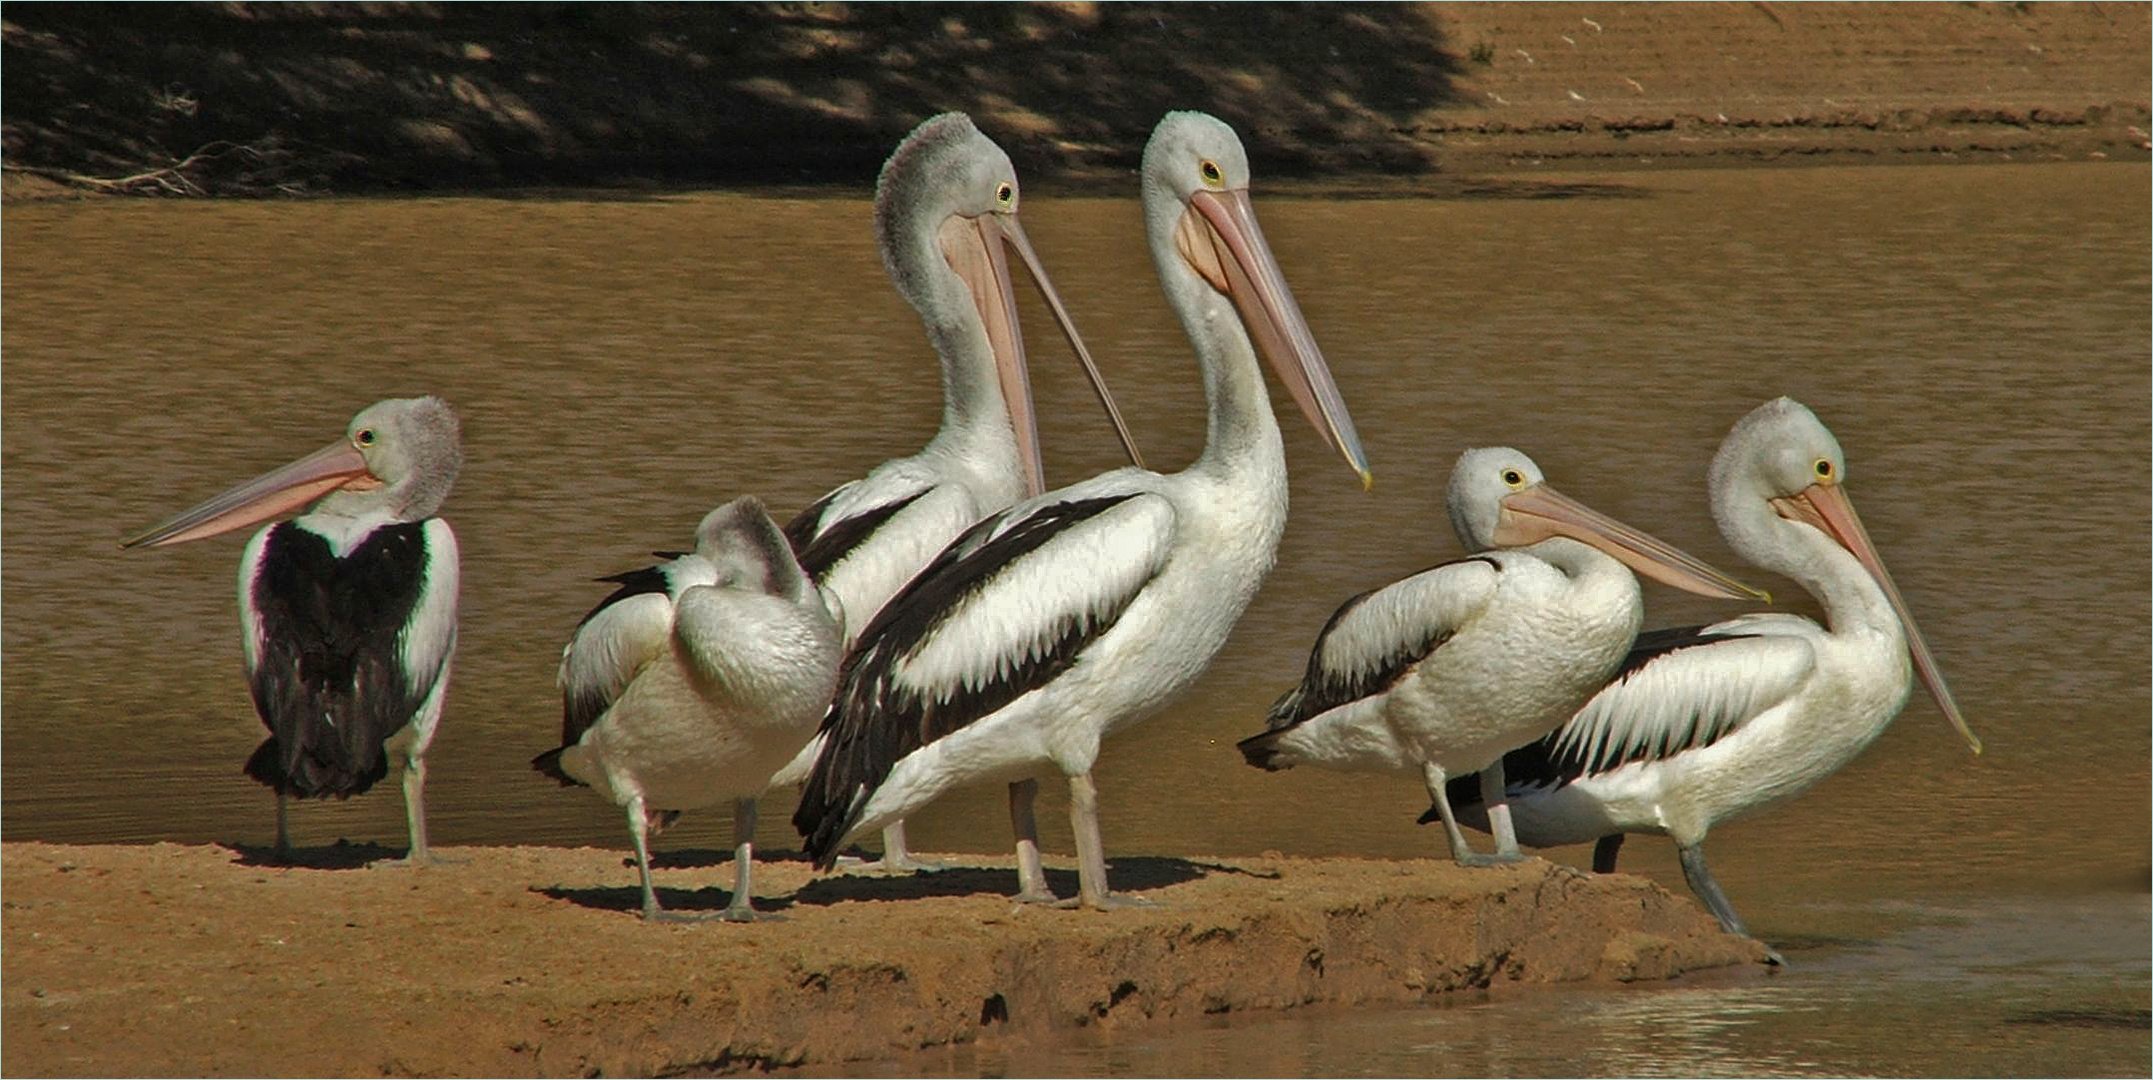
xmin=4 ymin=163 xmax=2147 ymax=1075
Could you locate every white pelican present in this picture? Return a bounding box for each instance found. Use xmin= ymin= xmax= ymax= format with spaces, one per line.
xmin=123 ymin=396 xmax=462 ymax=865
xmin=794 ymin=111 xmax=1371 ymax=909
xmin=1238 ymin=446 xmax=1767 ymax=865
xmin=535 ymin=497 xmax=842 ymax=921
xmin=1439 ymin=398 xmax=1983 ymax=960
xmin=556 ymin=113 xmax=1141 ymax=874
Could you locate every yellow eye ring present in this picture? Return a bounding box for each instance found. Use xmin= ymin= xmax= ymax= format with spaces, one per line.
xmin=995 ymin=181 xmax=1014 ymax=207
xmin=1501 ymin=469 xmax=1525 ymax=487
xmin=1814 ymin=459 xmax=1833 ymax=479
xmin=1198 ymin=159 xmax=1223 ymax=186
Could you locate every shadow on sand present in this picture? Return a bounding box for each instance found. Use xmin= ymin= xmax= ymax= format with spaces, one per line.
xmin=533 ymin=851 xmax=1276 ymax=917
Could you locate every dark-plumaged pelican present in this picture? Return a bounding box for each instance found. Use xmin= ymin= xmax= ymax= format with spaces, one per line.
xmin=124 ymin=396 xmax=463 ymax=865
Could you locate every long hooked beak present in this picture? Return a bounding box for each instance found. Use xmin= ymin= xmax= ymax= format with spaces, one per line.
xmin=1499 ymin=483 xmax=1773 ymax=603
xmin=1774 ymin=482 xmax=1983 ymax=755
xmin=945 ymin=213 xmax=1144 ymax=498
xmin=121 ymin=438 xmax=377 ymax=549
xmin=1180 ymin=187 xmax=1372 ymax=489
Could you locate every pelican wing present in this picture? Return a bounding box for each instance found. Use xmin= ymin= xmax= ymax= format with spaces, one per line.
xmin=1261 ymin=556 xmax=1503 ymax=733
xmin=795 ymin=489 xmax=1175 ymax=865
xmin=552 ymin=554 xmax=715 ymax=751
xmin=785 ymin=486 xmax=931 ymax=581
xmin=1545 ymin=621 xmax=1816 ymax=781
xmin=240 ymin=520 xmax=445 ymax=798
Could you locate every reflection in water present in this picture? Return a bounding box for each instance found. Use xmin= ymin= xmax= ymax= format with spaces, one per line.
xmin=4 ymin=163 xmax=2148 ymax=1075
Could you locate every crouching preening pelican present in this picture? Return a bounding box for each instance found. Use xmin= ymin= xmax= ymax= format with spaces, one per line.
xmin=1239 ymin=447 xmax=1766 ymax=865
xmin=123 ymin=396 xmax=463 ymax=865
xmin=567 ymin=113 xmax=1141 ymax=875
xmin=1438 ymin=399 xmax=1982 ymax=960
xmin=535 ymin=497 xmax=843 ymax=922
xmin=794 ymin=111 xmax=1372 ymax=909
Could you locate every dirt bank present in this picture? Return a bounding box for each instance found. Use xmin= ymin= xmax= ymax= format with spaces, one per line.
xmin=1 ymin=842 xmax=1766 ymax=1076
xmin=3 ymin=3 xmax=2145 ymax=199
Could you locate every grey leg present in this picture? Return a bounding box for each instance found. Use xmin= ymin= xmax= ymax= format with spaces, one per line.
xmin=372 ymin=750 xmax=464 ymax=867
xmin=629 ymin=794 xmax=665 ymax=920
xmin=1056 ymin=771 xmax=1153 ymax=911
xmin=1678 ymin=840 xmax=1782 ymax=965
xmin=1592 ymin=834 xmax=1626 ymax=873
xmin=720 ymin=798 xmax=781 ymax=922
xmin=836 ymin=819 xmax=942 ymax=872
xmin=273 ymin=791 xmax=293 ymax=862
xmin=877 ymin=820 xmax=943 ymax=873
xmin=1009 ymin=779 xmax=1058 ymax=904
xmin=1422 ymin=762 xmax=1515 ymax=867
xmin=1478 ymin=762 xmax=1526 ymax=862
xmin=628 ymin=795 xmax=703 ymax=923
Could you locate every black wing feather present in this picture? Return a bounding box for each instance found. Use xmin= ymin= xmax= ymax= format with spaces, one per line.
xmin=1239 ymin=557 xmax=1498 ymax=769
xmin=244 ymin=521 xmax=430 ymax=799
xmin=789 ymin=489 xmax=930 ymax=581
xmin=1430 ymin=624 xmax=1760 ymax=817
xmin=794 ymin=495 xmax=1150 ymax=866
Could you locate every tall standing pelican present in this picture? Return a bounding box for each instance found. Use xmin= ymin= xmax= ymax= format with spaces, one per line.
xmin=535 ymin=498 xmax=843 ymax=921
xmin=1238 ymin=446 xmax=1766 ymax=865
xmin=1441 ymin=398 xmax=1983 ymax=961
xmin=795 ymin=111 xmax=1371 ymax=909
xmin=124 ymin=396 xmax=462 ymax=865
xmin=556 ymin=113 xmax=1141 ymax=873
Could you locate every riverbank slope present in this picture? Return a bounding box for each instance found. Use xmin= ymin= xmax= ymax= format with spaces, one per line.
xmin=3 ymin=2 xmax=2145 ymax=198
xmin=2 ymin=842 xmax=1766 ymax=1076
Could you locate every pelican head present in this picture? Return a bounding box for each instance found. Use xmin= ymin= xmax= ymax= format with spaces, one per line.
xmin=123 ymin=396 xmax=462 ymax=549
xmin=1447 ymin=446 xmax=1769 ymax=602
xmin=1710 ymin=397 xmax=1981 ymax=754
xmin=695 ymin=496 xmax=821 ymax=605
xmin=875 ymin=113 xmax=1140 ymax=494
xmin=1141 ymin=110 xmax=1371 ymax=488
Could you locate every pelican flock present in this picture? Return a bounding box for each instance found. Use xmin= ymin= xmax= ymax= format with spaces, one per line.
xmin=119 ymin=109 xmax=1977 ymax=951
xmin=1439 ymin=398 xmax=1982 ymax=959
xmin=551 ymin=112 xmax=1142 ymax=879
xmin=792 ymin=111 xmax=1371 ymax=909
xmin=1239 ymin=446 xmax=1766 ymax=865
xmin=124 ymin=396 xmax=463 ymax=865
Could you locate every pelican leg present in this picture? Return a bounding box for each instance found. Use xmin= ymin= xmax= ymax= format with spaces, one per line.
xmin=720 ymin=798 xmax=780 ymax=923
xmin=273 ymin=791 xmax=293 ymax=863
xmin=628 ymin=794 xmax=704 ymax=923
xmin=1677 ymin=841 xmax=1783 ymax=965
xmin=835 ymin=819 xmax=943 ymax=873
xmin=1009 ymin=778 xmax=1059 ymax=904
xmin=1593 ymin=834 xmax=1625 ymax=873
xmin=1477 ymin=762 xmax=1527 ymax=863
xmin=877 ymin=821 xmax=942 ymax=873
xmin=1422 ymin=762 xmax=1515 ymax=867
xmin=1056 ymin=771 xmax=1153 ymax=911
xmin=372 ymin=749 xmax=464 ymax=868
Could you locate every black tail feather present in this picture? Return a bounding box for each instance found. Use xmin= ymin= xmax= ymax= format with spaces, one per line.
xmin=531 ymin=746 xmax=585 ymax=788
xmin=243 ymin=736 xmax=388 ymax=799
xmin=1235 ymin=728 xmax=1293 ymax=771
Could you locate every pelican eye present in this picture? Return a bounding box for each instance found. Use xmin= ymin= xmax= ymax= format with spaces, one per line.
xmin=1813 ymin=458 xmax=1833 ymax=479
xmin=1501 ymin=469 xmax=1525 ymax=487
xmin=1198 ymin=159 xmax=1223 ymax=186
xmin=355 ymin=428 xmax=377 ymax=448
xmin=995 ymin=181 xmax=1014 ymax=207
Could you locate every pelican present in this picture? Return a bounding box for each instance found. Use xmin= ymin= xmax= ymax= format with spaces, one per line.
xmin=794 ymin=111 xmax=1370 ymax=909
xmin=557 ymin=112 xmax=1141 ymax=874
xmin=123 ymin=396 xmax=462 ymax=865
xmin=1438 ymin=398 xmax=1983 ymax=960
xmin=1238 ymin=447 xmax=1767 ymax=865
xmin=535 ymin=498 xmax=842 ymax=921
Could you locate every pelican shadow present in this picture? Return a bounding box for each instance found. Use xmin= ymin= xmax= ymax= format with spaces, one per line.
xmin=222 ymin=838 xmax=404 ymax=870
